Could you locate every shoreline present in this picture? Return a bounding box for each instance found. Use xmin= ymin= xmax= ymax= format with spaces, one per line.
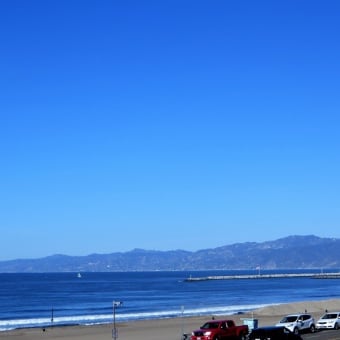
xmin=1 ymin=299 xmax=340 ymax=340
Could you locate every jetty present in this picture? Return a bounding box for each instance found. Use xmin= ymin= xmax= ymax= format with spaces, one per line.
xmin=184 ymin=272 xmax=340 ymax=282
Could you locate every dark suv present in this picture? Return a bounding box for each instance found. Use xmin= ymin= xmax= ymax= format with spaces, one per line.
xmin=249 ymin=326 xmax=302 ymax=340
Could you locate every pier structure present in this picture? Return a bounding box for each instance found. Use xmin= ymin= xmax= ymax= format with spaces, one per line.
xmin=184 ymin=272 xmax=340 ymax=282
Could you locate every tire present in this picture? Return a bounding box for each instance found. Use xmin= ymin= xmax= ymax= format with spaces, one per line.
xmin=310 ymin=325 xmax=315 ymax=333
xmin=239 ymin=333 xmax=247 ymax=340
xmin=293 ymin=328 xmax=299 ymax=335
xmin=334 ymin=323 xmax=339 ymax=330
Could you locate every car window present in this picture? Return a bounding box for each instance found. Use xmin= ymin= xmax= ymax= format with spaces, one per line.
xmin=282 ymin=316 xmax=298 ymax=322
xmin=202 ymin=322 xmax=219 ymax=329
xmin=251 ymin=329 xmax=270 ymax=338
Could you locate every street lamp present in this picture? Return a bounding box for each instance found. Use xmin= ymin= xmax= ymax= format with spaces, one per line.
xmin=112 ymin=301 xmax=123 ymax=340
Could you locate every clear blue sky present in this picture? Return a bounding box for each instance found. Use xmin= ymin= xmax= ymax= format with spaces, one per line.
xmin=1 ymin=1 xmax=339 ymax=261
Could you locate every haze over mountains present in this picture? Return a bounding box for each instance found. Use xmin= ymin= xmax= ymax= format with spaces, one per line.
xmin=0 ymin=235 xmax=339 ymax=272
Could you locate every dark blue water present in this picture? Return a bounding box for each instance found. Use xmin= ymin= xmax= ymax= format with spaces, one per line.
xmin=1 ymin=270 xmax=339 ymax=331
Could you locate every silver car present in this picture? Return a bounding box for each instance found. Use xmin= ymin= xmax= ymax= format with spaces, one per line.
xmin=276 ymin=314 xmax=315 ymax=334
xmin=316 ymin=312 xmax=340 ymax=330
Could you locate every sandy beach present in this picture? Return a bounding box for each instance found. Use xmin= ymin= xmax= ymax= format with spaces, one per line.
xmin=1 ymin=299 xmax=339 ymax=340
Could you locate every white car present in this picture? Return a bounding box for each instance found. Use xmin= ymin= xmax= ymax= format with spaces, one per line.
xmin=316 ymin=312 xmax=340 ymax=330
xmin=276 ymin=313 xmax=315 ymax=334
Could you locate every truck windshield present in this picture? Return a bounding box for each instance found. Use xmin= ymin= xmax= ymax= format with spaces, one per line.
xmin=201 ymin=322 xmax=219 ymax=329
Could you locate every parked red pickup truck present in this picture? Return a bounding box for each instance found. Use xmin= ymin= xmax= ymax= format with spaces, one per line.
xmin=191 ymin=319 xmax=248 ymax=340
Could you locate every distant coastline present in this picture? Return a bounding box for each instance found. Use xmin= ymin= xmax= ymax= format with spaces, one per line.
xmin=1 ymin=235 xmax=340 ymax=272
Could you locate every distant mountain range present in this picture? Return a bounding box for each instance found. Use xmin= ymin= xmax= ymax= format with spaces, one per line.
xmin=0 ymin=235 xmax=339 ymax=272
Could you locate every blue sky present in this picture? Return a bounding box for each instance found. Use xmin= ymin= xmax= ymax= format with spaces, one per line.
xmin=1 ymin=1 xmax=339 ymax=261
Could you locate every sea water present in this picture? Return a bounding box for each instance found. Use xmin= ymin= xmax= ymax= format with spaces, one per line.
xmin=0 ymin=270 xmax=339 ymax=331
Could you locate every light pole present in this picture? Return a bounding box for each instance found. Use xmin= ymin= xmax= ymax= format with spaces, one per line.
xmin=112 ymin=301 xmax=123 ymax=340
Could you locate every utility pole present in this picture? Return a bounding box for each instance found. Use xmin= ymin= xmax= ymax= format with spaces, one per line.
xmin=112 ymin=301 xmax=123 ymax=340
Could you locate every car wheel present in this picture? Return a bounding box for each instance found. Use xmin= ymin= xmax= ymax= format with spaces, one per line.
xmin=239 ymin=333 xmax=247 ymax=340
xmin=310 ymin=325 xmax=315 ymax=333
xmin=293 ymin=328 xmax=299 ymax=335
xmin=334 ymin=323 xmax=339 ymax=330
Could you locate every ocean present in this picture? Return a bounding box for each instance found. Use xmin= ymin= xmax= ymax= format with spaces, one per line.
xmin=1 ymin=269 xmax=340 ymax=331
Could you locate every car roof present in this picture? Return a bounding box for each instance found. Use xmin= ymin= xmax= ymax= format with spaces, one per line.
xmin=251 ymin=326 xmax=287 ymax=331
xmin=254 ymin=326 xmax=280 ymax=330
xmin=203 ymin=319 xmax=232 ymax=323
